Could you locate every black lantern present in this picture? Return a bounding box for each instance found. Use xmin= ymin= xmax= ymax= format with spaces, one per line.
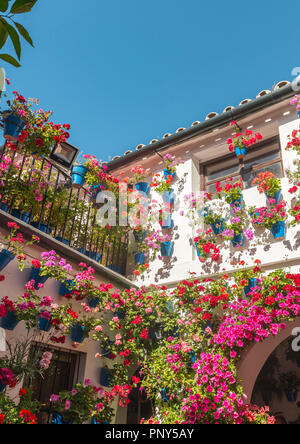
xmin=49 ymin=142 xmax=79 ymax=169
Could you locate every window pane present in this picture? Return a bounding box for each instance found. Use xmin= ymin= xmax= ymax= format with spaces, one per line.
xmin=206 ymin=161 xmax=240 ymax=182
xmin=243 ymin=161 xmax=283 ymax=189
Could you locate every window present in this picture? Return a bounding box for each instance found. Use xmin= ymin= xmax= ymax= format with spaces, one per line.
xmin=201 ymin=137 xmax=283 ymax=194
xmin=25 ymin=342 xmax=85 ymax=424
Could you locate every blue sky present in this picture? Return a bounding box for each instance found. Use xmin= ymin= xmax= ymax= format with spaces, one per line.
xmin=2 ymin=0 xmax=300 ymax=162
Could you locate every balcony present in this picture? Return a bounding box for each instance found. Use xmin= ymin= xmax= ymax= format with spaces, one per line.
xmin=0 ymin=144 xmax=128 ymax=276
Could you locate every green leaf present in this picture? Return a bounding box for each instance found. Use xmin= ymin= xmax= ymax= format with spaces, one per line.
xmin=10 ymin=0 xmax=37 ymax=14
xmin=0 ymin=21 xmax=8 ymax=49
xmin=0 ymin=0 xmax=9 ymax=12
xmin=0 ymin=53 xmax=21 ymax=67
xmin=2 ymin=19 xmax=21 ymax=59
xmin=13 ymin=21 xmax=33 ymax=46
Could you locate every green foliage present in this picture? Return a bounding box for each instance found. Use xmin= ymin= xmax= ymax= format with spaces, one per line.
xmin=0 ymin=0 xmax=37 ymax=67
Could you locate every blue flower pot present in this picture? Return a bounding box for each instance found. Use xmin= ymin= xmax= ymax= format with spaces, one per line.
xmin=1 ymin=311 xmax=19 ymax=331
xmin=20 ymin=212 xmax=31 ymax=224
xmin=189 ymin=351 xmax=196 ymax=365
xmin=211 ymin=219 xmax=225 ymax=235
xmin=11 ymin=209 xmax=21 ymax=219
xmin=163 ymin=169 xmax=175 ymax=181
xmin=3 ymin=111 xmax=25 ymax=141
xmin=55 ymin=237 xmax=70 ymax=245
xmin=161 ymin=214 xmax=173 ymax=229
xmin=28 ymin=267 xmax=48 ymax=289
xmin=59 ymin=280 xmax=74 ymax=297
xmin=71 ymin=325 xmax=85 ymax=343
xmin=135 ymin=182 xmax=150 ymax=195
xmin=0 ymin=249 xmax=15 ymax=271
xmin=161 ymin=388 xmax=170 ymax=402
xmin=87 ymin=297 xmax=101 ymax=308
xmin=234 ymin=146 xmax=246 ymax=158
xmin=162 ymin=189 xmax=175 ymax=205
xmin=0 ymin=203 xmax=8 ymax=212
xmin=91 ymin=417 xmax=110 ymax=424
xmin=133 ymin=230 xmax=146 ymax=242
xmin=230 ymin=196 xmax=243 ymax=208
xmin=244 ymin=278 xmax=258 ymax=296
xmin=71 ymin=165 xmax=87 ymax=187
xmin=160 ymin=241 xmax=174 ymax=257
xmin=100 ymin=368 xmax=114 ymax=387
xmin=86 ymin=251 xmax=102 ymax=263
xmin=285 ymin=390 xmax=297 ymax=403
xmin=231 ymin=233 xmax=244 ymax=248
xmin=270 ymin=221 xmax=286 ymax=240
xmin=0 ymin=383 xmax=6 ymax=393
xmin=266 ymin=189 xmax=281 ymax=204
xmin=31 ymin=222 xmax=51 ymax=234
xmin=134 ymin=252 xmax=145 ymax=265
xmin=51 ymin=412 xmax=73 ymax=425
xmin=107 ymin=264 xmax=122 ymax=274
xmin=39 ymin=315 xmax=52 ymax=332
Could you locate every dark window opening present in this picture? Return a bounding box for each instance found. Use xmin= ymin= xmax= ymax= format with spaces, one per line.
xmin=201 ymin=137 xmax=284 ymax=194
xmin=24 ymin=342 xmax=85 ymax=424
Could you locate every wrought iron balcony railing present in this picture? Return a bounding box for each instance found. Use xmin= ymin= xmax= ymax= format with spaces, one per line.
xmin=0 ymin=144 xmax=128 ymax=275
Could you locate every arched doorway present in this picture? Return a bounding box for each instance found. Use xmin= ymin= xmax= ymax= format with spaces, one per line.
xmin=251 ymin=336 xmax=300 ymax=424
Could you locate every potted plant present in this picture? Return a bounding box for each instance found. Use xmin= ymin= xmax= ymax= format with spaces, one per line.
xmin=162 ymin=154 xmax=183 ymax=180
xmin=71 ymin=153 xmax=87 ymax=188
xmin=215 ymin=178 xmax=244 ymax=208
xmin=221 ymin=208 xmax=247 ymax=248
xmin=0 ymin=297 xmax=19 ymax=331
xmin=250 ymin=202 xmax=287 ymax=240
xmin=0 ymin=222 xmax=39 ymax=272
xmin=193 ymin=229 xmax=221 ymax=263
xmin=252 ymin=172 xmax=282 ymax=203
xmin=129 ymin=165 xmax=149 ymax=195
xmin=50 ymin=382 xmax=110 ymax=424
xmin=0 ymin=368 xmax=17 ymax=392
xmin=227 ymin=121 xmax=263 ymax=158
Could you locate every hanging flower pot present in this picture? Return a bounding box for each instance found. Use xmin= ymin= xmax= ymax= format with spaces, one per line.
xmin=231 ymin=233 xmax=244 ymax=248
xmin=59 ymin=280 xmax=74 ymax=297
xmin=133 ymin=230 xmax=146 ymax=242
xmin=0 ymin=203 xmax=8 ymax=212
xmin=71 ymin=165 xmax=87 ymax=187
xmin=2 ymin=111 xmax=26 ymax=141
xmin=87 ymin=297 xmax=101 ymax=308
xmin=1 ymin=310 xmax=19 ymax=331
xmin=161 ymin=214 xmax=173 ymax=229
xmin=162 ymin=189 xmax=175 ymax=205
xmin=31 ymin=222 xmax=51 ymax=234
xmin=135 ymin=182 xmax=150 ymax=195
xmin=234 ymin=146 xmax=247 ymax=159
xmin=285 ymin=390 xmax=297 ymax=403
xmin=51 ymin=412 xmax=73 ymax=425
xmin=230 ymin=196 xmax=243 ymax=209
xmin=163 ymin=169 xmax=175 ymax=181
xmin=100 ymin=368 xmax=114 ymax=387
xmin=189 ymin=351 xmax=196 ymax=366
xmin=55 ymin=236 xmax=70 ymax=245
xmin=160 ymin=241 xmax=174 ymax=257
xmin=71 ymin=324 xmax=85 ymax=343
xmin=28 ymin=267 xmax=49 ymax=290
xmin=39 ymin=313 xmax=52 ymax=332
xmin=244 ymin=278 xmax=258 ymax=296
xmin=0 ymin=249 xmax=15 ymax=272
xmin=161 ymin=387 xmax=170 ymax=402
xmin=270 ymin=221 xmax=286 ymax=240
xmin=211 ymin=219 xmax=225 ymax=236
xmin=265 ymin=189 xmax=282 ymax=204
xmin=0 ymin=383 xmax=6 ymax=393
xmin=134 ymin=252 xmax=145 ymax=265
xmin=86 ymin=251 xmax=102 ymax=263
